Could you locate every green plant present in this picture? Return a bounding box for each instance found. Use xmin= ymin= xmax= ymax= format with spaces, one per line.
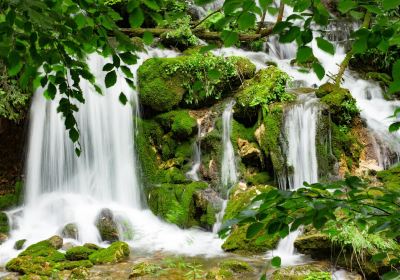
xmin=185 ymin=263 xmax=205 ymax=280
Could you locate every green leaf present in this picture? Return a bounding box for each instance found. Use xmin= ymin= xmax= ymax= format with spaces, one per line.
xmin=120 ymin=52 xmax=137 ymax=65
xmin=127 ymin=0 xmax=140 ymax=12
xmin=388 ymin=80 xmax=400 ymax=95
xmin=142 ymin=0 xmax=160 ymax=11
xmin=105 ymin=70 xmax=117 ymax=88
xmin=383 ymin=0 xmax=400 ymax=10
xmin=271 ymin=256 xmax=281 ymax=268
xmin=312 ymin=62 xmax=325 ymax=80
xmin=372 ymin=253 xmax=387 ymax=263
xmin=103 ymin=63 xmax=114 ymax=71
xmin=200 ymin=44 xmax=217 ymax=53
xmin=296 ymin=46 xmax=313 ymax=63
xmin=238 ymin=12 xmax=256 ymax=30
xmin=279 ymin=26 xmax=300 ymax=43
xmin=337 ymin=0 xmax=356 ymax=13
xmin=221 ymin=30 xmax=239 ymax=47
xmin=208 ymin=69 xmax=221 ymax=80
xmin=129 ymin=8 xmax=144 ymax=28
xmin=382 ymin=271 xmax=400 ymax=280
xmin=392 ymin=60 xmax=400 ymax=81
xmin=69 ymin=128 xmax=79 ymax=143
xmin=389 ymin=122 xmax=400 ymax=133
xmin=74 ymin=14 xmax=86 ymax=29
xmin=8 ymin=51 xmax=23 ymax=77
xmin=43 ymin=83 xmax=57 ymax=100
xmin=119 ymin=92 xmax=128 ymax=105
xmin=246 ymin=222 xmax=264 ymax=239
xmin=121 ymin=65 xmax=134 ymax=78
xmin=143 ymin=31 xmax=154 ymax=45
xmin=316 ymin=37 xmax=335 ymax=55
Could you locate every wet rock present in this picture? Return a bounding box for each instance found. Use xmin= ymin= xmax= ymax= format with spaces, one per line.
xmin=61 ymin=223 xmax=79 ymax=240
xmin=219 ymin=259 xmax=253 ymax=273
xmin=294 ymin=233 xmax=331 ymax=259
xmin=270 ymin=262 xmax=331 ymax=280
xmin=0 ymin=212 xmax=10 ymax=234
xmin=47 ymin=235 xmax=63 ymax=249
xmin=14 ymin=239 xmax=26 ymax=250
xmin=83 ymin=243 xmax=100 ymax=251
xmin=0 ymin=232 xmax=8 ymax=244
xmin=95 ymin=208 xmax=119 ymax=243
xmin=237 ymin=138 xmax=263 ymax=167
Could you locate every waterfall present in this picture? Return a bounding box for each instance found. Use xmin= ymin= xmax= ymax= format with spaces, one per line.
xmin=0 ymin=49 xmax=224 ymax=264
xmin=221 ymin=100 xmax=238 ymax=188
xmin=213 ymin=100 xmax=238 ymax=234
xmin=186 ymin=120 xmax=202 ymax=181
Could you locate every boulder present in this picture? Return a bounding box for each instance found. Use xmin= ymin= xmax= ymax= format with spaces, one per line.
xmin=14 ymin=239 xmax=27 ymax=250
xmin=237 ymin=138 xmax=263 ymax=167
xmin=69 ymin=267 xmax=90 ymax=280
xmin=0 ymin=212 xmax=10 ymax=234
xmin=61 ymin=223 xmax=79 ymax=240
xmin=88 ymin=241 xmax=130 ymax=265
xmin=65 ymin=246 xmax=95 ymax=261
xmin=95 ymin=208 xmax=119 ymax=243
xmin=270 ymin=262 xmax=331 ymax=280
xmin=47 ymin=235 xmax=63 ymax=249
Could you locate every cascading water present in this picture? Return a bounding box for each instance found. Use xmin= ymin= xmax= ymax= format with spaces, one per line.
xmin=213 ymin=100 xmax=238 ymax=233
xmin=268 ymin=95 xmax=319 ymax=265
xmin=0 ymin=49 xmax=224 ymax=264
xmin=186 ymin=119 xmax=202 ymax=181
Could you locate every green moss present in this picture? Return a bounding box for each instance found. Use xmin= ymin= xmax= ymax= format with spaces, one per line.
xmin=0 ymin=212 xmax=9 ymax=234
xmin=147 ymin=182 xmax=215 ymax=229
xmin=54 ymin=260 xmax=93 ymax=270
xmin=377 ymin=165 xmax=400 ymax=191
xmin=65 ymin=246 xmax=95 ymax=261
xmin=14 ymin=239 xmax=27 ymax=250
xmin=231 ymin=120 xmax=256 ymax=145
xmin=0 ymin=181 xmax=24 ymax=210
xmin=19 ymin=240 xmax=66 ymax=262
xmin=229 ymin=56 xmax=256 ymax=79
xmin=219 ymin=260 xmax=253 ymax=273
xmin=222 ymin=185 xmax=280 ymax=254
xmin=69 ymin=267 xmax=90 ymax=279
xmin=156 ymin=110 xmax=197 ymax=139
xmin=6 ymin=256 xmax=55 ymax=276
xmin=138 ymin=53 xmax=250 ymax=111
xmin=234 ymin=66 xmax=293 ymax=125
xmin=245 ymin=172 xmax=273 ymax=186
xmin=130 ymin=261 xmax=162 ymax=278
xmin=271 ymin=263 xmax=331 ymax=280
xmin=19 ymin=274 xmax=49 ymax=280
xmin=317 ymin=83 xmax=359 ymax=126
xmin=88 ymin=241 xmax=130 ymax=265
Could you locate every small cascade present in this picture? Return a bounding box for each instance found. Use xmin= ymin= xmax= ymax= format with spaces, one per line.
xmin=221 ymin=100 xmax=238 ymax=188
xmin=267 ymin=94 xmax=320 ymax=266
xmin=213 ymin=101 xmax=238 ymax=234
xmin=186 ymin=119 xmax=202 ymax=181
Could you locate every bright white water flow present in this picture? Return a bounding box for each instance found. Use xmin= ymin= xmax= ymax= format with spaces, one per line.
xmin=266 ymin=95 xmax=320 ymax=266
xmin=186 ymin=119 xmax=202 ymax=181
xmin=0 ymin=49 xmax=224 ymax=264
xmin=213 ymin=100 xmax=238 ymax=234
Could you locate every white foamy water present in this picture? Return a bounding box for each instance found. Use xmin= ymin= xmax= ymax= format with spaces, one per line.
xmin=186 ymin=120 xmax=202 ymax=181
xmin=0 ymin=49 xmax=224 ymax=265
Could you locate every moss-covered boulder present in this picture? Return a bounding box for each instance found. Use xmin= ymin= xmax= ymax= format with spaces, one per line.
xmin=147 ymin=182 xmax=216 ymax=229
xmin=95 ymin=208 xmax=119 ymax=243
xmin=0 ymin=211 xmax=9 ymax=234
xmin=14 ymin=239 xmax=27 ymax=250
xmin=54 ymin=260 xmax=93 ymax=270
xmin=138 ymin=53 xmax=255 ymax=112
xmin=65 ymin=246 xmax=95 ymax=261
xmin=219 ymin=259 xmax=253 ymax=273
xmin=156 ymin=110 xmax=197 ymax=139
xmin=61 ymin=223 xmax=79 ymax=240
xmin=19 ymin=240 xmax=66 ymax=261
xmin=222 ymin=184 xmax=280 ymax=254
xmin=47 ymin=235 xmax=63 ymax=249
xmin=377 ymin=165 xmax=400 ymax=191
xmin=69 ymin=267 xmax=90 ymax=280
xmin=294 ymin=233 xmax=331 ymax=259
xmin=234 ymin=66 xmax=292 ymax=126
xmin=316 ymin=83 xmax=359 ymax=126
xmin=270 ymin=262 xmax=331 ymax=280
xmin=88 ymin=241 xmax=130 ymax=265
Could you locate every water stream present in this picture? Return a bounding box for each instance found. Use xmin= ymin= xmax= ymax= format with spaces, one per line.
xmin=186 ymin=119 xmax=202 ymax=181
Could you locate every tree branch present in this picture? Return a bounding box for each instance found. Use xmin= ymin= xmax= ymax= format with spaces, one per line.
xmin=192 ymin=8 xmax=222 ymax=29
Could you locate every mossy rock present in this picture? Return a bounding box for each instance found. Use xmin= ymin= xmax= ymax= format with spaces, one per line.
xmin=88 ymin=241 xmax=130 ymax=265
xmin=377 ymin=165 xmax=400 ymax=191
xmin=14 ymin=239 xmax=27 ymax=250
xmin=138 ymin=53 xmax=255 ymax=112
xmin=294 ymin=233 xmax=331 ymax=259
xmin=219 ymin=259 xmax=253 ymax=273
xmin=47 ymin=235 xmax=63 ymax=249
xmin=234 ymin=66 xmax=291 ymax=126
xmin=156 ymin=110 xmax=197 ymax=140
xmin=316 ymin=83 xmax=359 ymax=126
xmin=95 ymin=208 xmax=119 ymax=243
xmin=65 ymin=246 xmax=95 ymax=261
xmin=18 ymin=240 xmax=66 ymax=262
xmin=6 ymin=256 xmax=55 ymax=276
xmin=245 ymin=172 xmax=273 ymax=186
xmin=0 ymin=211 xmax=10 ymax=234
xmin=230 ymin=56 xmax=256 ymax=79
xmin=147 ymin=182 xmax=216 ymax=229
xmin=0 ymin=181 xmax=24 ymax=211
xmin=129 ymin=261 xmax=161 ymax=278
xmin=270 ymin=263 xmax=331 ymax=280
xmin=19 ymin=274 xmax=49 ymax=280
xmin=61 ymin=223 xmax=79 ymax=240
xmin=222 ymin=185 xmax=280 ymax=254
xmin=138 ymin=57 xmax=186 ymax=112
xmin=69 ymin=267 xmax=90 ymax=280
xmin=54 ymin=260 xmax=93 ymax=270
